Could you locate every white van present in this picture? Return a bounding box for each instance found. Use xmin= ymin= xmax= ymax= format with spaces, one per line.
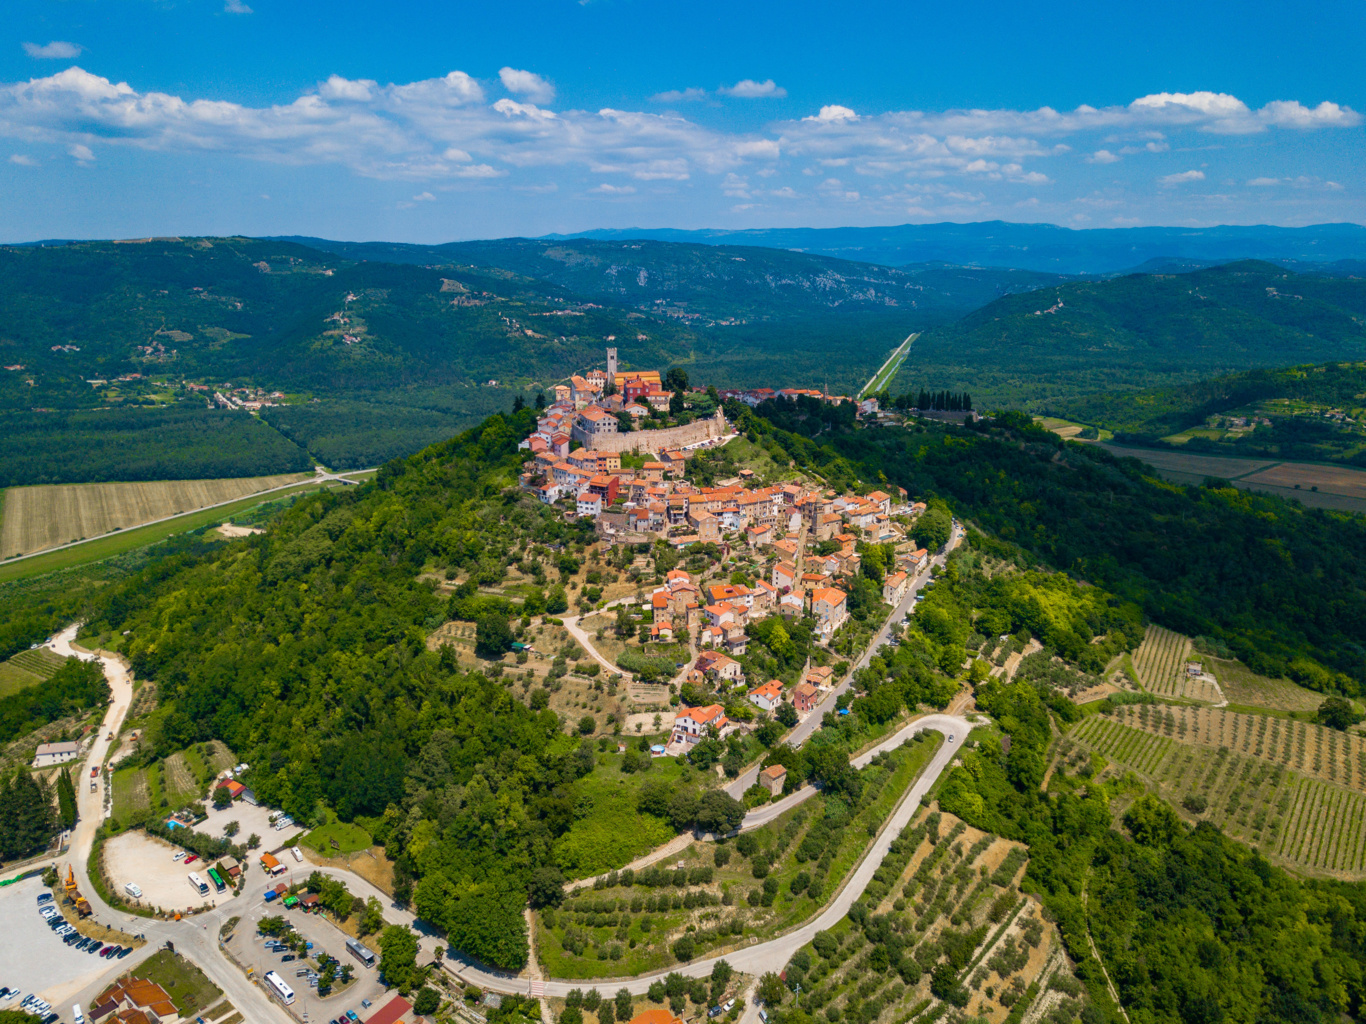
xmin=124 ymin=883 xmax=143 ymax=898
xmin=74 ymin=1004 xmax=85 ymax=1024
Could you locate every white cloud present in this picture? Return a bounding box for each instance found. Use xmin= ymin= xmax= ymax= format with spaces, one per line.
xmin=499 ymin=67 xmax=555 ymax=105
xmin=224 ymin=0 xmax=253 ymax=13
xmin=412 ymin=191 xmax=435 ymax=201
xmin=10 ymin=154 xmax=36 ymax=165
xmin=590 ymin=183 xmax=636 ymax=194
xmin=718 ymin=79 xmax=786 ymax=99
xmin=23 ymin=41 xmax=82 ymax=59
xmin=1159 ymin=169 xmax=1205 ymax=185
xmin=651 ymin=88 xmax=708 ymax=103
xmin=804 ymin=105 xmax=858 ymax=122
xmin=1259 ymin=100 xmax=1360 ymax=129
xmin=0 ymin=67 xmax=1353 ymax=211
xmin=319 ymin=75 xmax=377 ymax=102
xmin=68 ymin=143 xmax=94 ymax=162
xmin=1247 ymin=176 xmax=1281 ymax=186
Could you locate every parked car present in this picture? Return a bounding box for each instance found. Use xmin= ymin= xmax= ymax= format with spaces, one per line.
xmin=88 ymin=943 xmax=104 ymax=955
xmin=184 ymin=855 xmax=198 ymax=865
xmin=124 ymin=883 xmax=143 ymax=898
xmin=173 ymin=851 xmax=185 ymax=862
xmin=36 ymin=893 xmax=53 ymax=904
xmin=346 ymin=1012 xmax=360 ymax=1022
xmin=117 ymin=947 xmax=132 ymax=958
xmin=281 ymin=954 xmax=296 ymax=963
xmin=102 ymin=946 xmax=120 ymax=958
xmin=0 ymin=988 xmax=15 ymax=1001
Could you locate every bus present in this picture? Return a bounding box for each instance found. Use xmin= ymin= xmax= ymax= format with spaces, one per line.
xmin=207 ymin=867 xmax=226 ymax=894
xmin=263 ymin=971 xmax=295 ymax=1006
xmin=187 ymin=872 xmax=208 ymax=897
xmin=345 ymin=937 xmax=376 ymax=969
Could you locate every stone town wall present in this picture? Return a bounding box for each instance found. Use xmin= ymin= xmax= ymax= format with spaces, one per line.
xmin=586 ymin=410 xmax=727 ymax=453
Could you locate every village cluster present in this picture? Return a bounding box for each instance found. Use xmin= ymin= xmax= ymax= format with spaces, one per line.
xmin=518 ymin=350 xmax=935 ymax=757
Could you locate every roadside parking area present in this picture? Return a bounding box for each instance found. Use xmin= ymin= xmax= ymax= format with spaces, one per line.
xmin=0 ymin=876 xmax=120 ymax=1006
xmin=103 ymin=830 xmax=233 ymax=912
xmin=230 ymin=894 xmax=388 ymax=1018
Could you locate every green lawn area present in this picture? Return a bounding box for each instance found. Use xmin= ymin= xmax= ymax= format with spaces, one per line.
xmin=0 ymin=659 xmax=43 ymax=697
xmin=0 ymin=648 xmax=69 ymax=697
xmin=0 ymin=480 xmax=334 ymax=583
xmin=301 ymin=812 xmax=374 ymax=856
xmin=552 ymin=752 xmax=696 ymax=879
xmin=134 ymin=948 xmax=222 ymax=1015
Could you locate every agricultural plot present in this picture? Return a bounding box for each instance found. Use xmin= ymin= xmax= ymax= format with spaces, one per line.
xmin=768 ymin=809 xmax=1082 ymax=1024
xmin=0 ymin=647 xmax=69 ymax=696
xmin=1205 ymin=658 xmax=1323 ymax=713
xmin=0 ymin=472 xmax=311 ymax=558
xmin=1109 ymin=703 xmax=1366 ymax=790
xmin=1131 ymin=625 xmax=1212 ymax=700
xmin=536 ymin=740 xmax=940 ymax=980
xmin=1066 ymin=715 xmax=1366 ymax=878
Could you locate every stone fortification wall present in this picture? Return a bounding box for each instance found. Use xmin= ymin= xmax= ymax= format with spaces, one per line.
xmin=586 ymin=410 xmax=727 ymax=453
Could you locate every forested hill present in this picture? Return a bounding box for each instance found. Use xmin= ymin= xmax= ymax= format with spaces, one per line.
xmin=740 ymin=401 xmax=1366 ymax=689
xmin=889 ymin=260 xmax=1366 ymax=408
xmin=0 ymin=237 xmax=696 ymax=407
xmin=1055 ymin=360 xmax=1366 ymax=454
xmin=279 ymin=235 xmax=1073 ymax=324
xmin=83 ymin=410 xmax=576 ymax=968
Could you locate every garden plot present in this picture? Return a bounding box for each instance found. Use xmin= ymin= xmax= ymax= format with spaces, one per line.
xmin=1066 ymin=714 xmax=1366 ymax=878
xmin=1131 ymin=626 xmax=1200 ymax=699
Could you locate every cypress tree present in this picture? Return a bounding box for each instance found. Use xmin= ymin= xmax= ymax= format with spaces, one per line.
xmin=57 ymin=767 xmax=77 ymax=829
xmin=0 ymin=769 xmax=57 ymax=860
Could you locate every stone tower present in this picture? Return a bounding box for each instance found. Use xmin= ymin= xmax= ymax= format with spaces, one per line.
xmin=606 ymin=347 xmax=618 ymax=381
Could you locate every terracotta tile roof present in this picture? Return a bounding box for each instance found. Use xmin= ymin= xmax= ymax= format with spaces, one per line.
xmin=366 ymin=995 xmax=414 ymax=1024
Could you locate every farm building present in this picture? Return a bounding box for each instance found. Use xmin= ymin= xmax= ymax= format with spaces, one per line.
xmin=33 ymin=741 xmax=81 ymax=767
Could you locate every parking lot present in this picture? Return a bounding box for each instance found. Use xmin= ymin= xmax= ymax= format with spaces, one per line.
xmin=0 ymin=876 xmax=128 ymax=1008
xmin=197 ymin=798 xmax=288 ymax=850
xmin=103 ymin=831 xmax=234 ymax=912
xmin=228 ymin=898 xmax=387 ymax=1019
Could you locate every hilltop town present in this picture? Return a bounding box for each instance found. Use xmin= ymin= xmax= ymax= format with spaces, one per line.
xmin=518 ymin=349 xmax=937 ymax=755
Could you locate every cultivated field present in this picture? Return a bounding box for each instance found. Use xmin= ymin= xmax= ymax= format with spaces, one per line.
xmin=0 ymin=647 xmax=69 ymax=696
xmin=781 ymin=809 xmax=1078 ymax=1024
xmin=1130 ymin=625 xmax=1222 ymax=702
xmin=1098 ymin=445 xmax=1366 ymax=513
xmin=0 ymin=473 xmax=312 ymax=558
xmin=1110 ymin=703 xmax=1366 ymax=789
xmin=111 ymin=740 xmax=237 ymax=822
xmin=1239 ymin=462 xmax=1366 ymax=501
xmin=1066 ymin=714 xmax=1366 ymax=877
xmin=1206 ymin=658 xmax=1324 ymax=713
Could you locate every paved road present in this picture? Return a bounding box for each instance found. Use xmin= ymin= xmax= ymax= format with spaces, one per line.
xmin=39 ymin=522 xmax=971 ymax=1012
xmin=41 ymin=627 xmax=299 ymax=1024
xmin=726 ymin=524 xmax=963 ymax=799
xmin=443 ymin=713 xmax=973 ymax=997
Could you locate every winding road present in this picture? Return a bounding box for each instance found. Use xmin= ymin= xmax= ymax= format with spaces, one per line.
xmin=42 ymin=526 xmax=974 ymax=1014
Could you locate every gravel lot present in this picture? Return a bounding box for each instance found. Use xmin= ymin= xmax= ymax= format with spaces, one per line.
xmin=103 ymin=831 xmax=234 ymax=913
xmin=0 ymin=876 xmax=115 ymax=1005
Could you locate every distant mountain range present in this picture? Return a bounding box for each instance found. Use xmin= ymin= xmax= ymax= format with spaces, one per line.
xmin=274 ymin=235 xmax=1074 ymax=322
xmin=549 ymin=221 xmax=1366 ymax=276
xmin=889 ymin=260 xmax=1366 ymax=407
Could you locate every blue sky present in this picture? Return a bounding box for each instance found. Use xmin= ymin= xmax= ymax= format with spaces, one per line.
xmin=1 ymin=0 xmax=1363 ymax=242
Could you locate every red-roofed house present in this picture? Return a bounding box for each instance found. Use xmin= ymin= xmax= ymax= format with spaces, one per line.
xmin=673 ymin=704 xmax=730 ymax=745
xmin=748 ymin=679 xmax=785 ymax=713
xmin=792 ymin=682 xmax=821 ymax=713
xmin=365 ymin=995 xmax=414 ymax=1024
xmin=812 ymin=587 xmax=849 ymax=638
